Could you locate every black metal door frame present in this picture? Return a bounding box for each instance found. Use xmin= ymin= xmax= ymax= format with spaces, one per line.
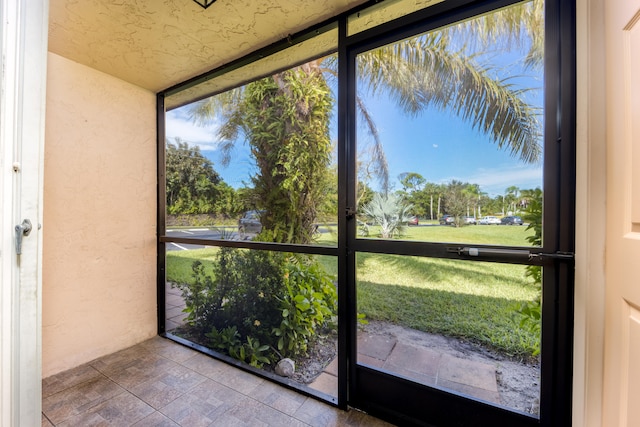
xmin=337 ymin=0 xmax=576 ymax=425
xmin=156 ymin=0 xmax=575 ymax=424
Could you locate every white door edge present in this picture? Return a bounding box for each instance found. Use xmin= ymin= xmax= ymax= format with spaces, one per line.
xmin=0 ymin=1 xmax=49 ymax=426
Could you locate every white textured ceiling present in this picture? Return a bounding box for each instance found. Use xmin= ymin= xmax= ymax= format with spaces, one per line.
xmin=48 ymin=0 xmax=367 ymax=94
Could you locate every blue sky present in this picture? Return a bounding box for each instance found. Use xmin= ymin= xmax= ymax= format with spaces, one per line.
xmin=166 ymin=93 xmax=543 ymax=198
xmin=354 ymin=90 xmax=543 ymax=196
xmin=165 ymin=29 xmax=544 ymax=198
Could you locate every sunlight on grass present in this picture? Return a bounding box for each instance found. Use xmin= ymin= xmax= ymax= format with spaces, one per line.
xmin=314 ymin=223 xmax=536 ymax=247
xmin=166 ymin=225 xmax=541 ymax=357
xmin=356 ymin=253 xmax=540 ymax=357
xmin=375 ymin=224 xmax=535 ymax=246
xmin=166 ymin=247 xmax=219 ymax=285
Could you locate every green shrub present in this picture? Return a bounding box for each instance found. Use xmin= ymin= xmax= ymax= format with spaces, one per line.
xmin=512 ymin=187 xmax=543 ymax=356
xmin=174 ymin=249 xmax=337 ymax=366
xmin=273 ymin=260 xmax=337 ymax=358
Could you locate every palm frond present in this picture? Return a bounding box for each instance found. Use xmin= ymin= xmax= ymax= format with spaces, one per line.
xmin=448 ymin=0 xmax=544 ymax=69
xmin=356 ymin=95 xmax=390 ymax=192
xmin=357 ymin=35 xmax=542 ymax=164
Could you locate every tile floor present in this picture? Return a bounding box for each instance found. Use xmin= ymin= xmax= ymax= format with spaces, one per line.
xmin=42 ymin=336 xmax=394 ymax=427
xmin=166 ymin=283 xmax=502 ymax=406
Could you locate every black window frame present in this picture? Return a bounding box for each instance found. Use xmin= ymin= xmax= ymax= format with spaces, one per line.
xmin=156 ymin=0 xmax=576 ymax=425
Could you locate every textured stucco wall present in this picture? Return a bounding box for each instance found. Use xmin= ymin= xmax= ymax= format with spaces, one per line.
xmin=42 ymin=53 xmax=157 ymax=377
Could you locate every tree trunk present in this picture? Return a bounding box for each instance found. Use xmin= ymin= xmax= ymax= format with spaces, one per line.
xmin=430 ymin=194 xmax=433 ymax=220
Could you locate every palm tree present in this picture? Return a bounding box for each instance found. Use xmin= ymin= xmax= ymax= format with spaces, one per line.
xmin=190 ymin=1 xmax=543 ymax=242
xmin=463 ymin=183 xmax=482 ymax=218
xmin=505 ymin=185 xmax=521 ymax=214
xmin=194 ymin=64 xmax=332 ymax=244
xmin=422 ymin=182 xmax=446 ymax=220
xmin=361 ymin=192 xmax=413 ymax=239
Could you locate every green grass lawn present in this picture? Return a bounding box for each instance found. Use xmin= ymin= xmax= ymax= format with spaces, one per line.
xmin=351 ymin=254 xmax=538 ymax=358
xmin=166 ymin=224 xmax=540 ymax=358
xmin=166 ymin=246 xmax=220 ymax=285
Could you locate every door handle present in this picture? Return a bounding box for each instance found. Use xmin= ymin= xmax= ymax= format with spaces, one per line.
xmin=451 ymin=246 xmax=532 ymax=260
xmin=448 ymin=246 xmax=575 ymax=263
xmin=15 ymin=219 xmax=32 ymax=255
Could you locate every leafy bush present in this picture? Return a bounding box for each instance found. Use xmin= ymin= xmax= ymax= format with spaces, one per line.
xmin=174 ymin=249 xmax=337 ymax=367
xmin=513 ymin=187 xmax=543 ymax=355
xmin=273 ymin=261 xmax=337 ymax=358
xmin=205 ymin=326 xmax=271 ymax=368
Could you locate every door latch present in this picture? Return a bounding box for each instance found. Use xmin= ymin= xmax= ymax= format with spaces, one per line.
xmin=15 ymin=219 xmax=32 ymax=255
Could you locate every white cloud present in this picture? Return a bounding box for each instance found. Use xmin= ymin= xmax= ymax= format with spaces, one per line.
xmin=165 ymin=109 xmax=222 ymax=151
xmin=432 ymin=144 xmax=439 ymax=148
xmin=440 ymin=164 xmax=543 ymax=196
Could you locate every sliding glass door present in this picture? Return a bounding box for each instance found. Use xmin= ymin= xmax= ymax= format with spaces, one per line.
xmin=341 ymin=0 xmax=574 ymax=425
xmin=158 ymin=0 xmax=575 ymax=425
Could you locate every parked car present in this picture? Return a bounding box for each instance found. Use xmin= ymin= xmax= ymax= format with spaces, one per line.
xmin=408 ymin=216 xmax=419 ymax=226
xmin=501 ymin=215 xmax=523 ymax=225
xmin=478 ymin=216 xmax=501 ymax=225
xmin=238 ymin=210 xmax=263 ymax=233
xmin=439 ymin=215 xmax=455 ymax=225
xmin=464 ymin=216 xmax=476 ymax=225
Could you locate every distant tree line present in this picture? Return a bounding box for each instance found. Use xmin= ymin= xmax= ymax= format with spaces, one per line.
xmin=393 ymin=172 xmax=537 ymax=221
xmin=166 ymin=138 xmax=251 ymax=219
xmin=166 ymin=139 xmax=539 ymax=228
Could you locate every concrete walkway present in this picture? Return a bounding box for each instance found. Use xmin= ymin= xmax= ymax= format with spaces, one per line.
xmin=310 ymin=331 xmax=500 ymax=405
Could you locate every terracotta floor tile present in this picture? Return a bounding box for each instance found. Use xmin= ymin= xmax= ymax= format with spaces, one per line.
xmin=41 ymin=414 xmax=54 ymax=427
xmin=100 ymin=356 xmax=177 ymax=390
xmin=223 ymin=398 xmax=308 ymax=426
xmin=42 ymin=338 xmax=402 ymax=426
xmin=55 ymin=392 xmax=154 ymax=427
xmin=130 ymin=363 xmax=206 ymax=408
xmin=132 ymin=411 xmax=180 ymax=427
xmin=344 ymin=409 xmax=397 ymax=427
xmin=293 ymin=397 xmax=350 ymax=427
xmin=139 ymin=337 xmax=199 ymax=364
xmin=158 ymin=379 xmax=249 ymax=426
xmin=248 ymin=380 xmax=308 ymax=415
xmin=309 ymin=372 xmax=338 ymax=397
xmin=129 ymin=378 xmax=187 ymax=410
xmin=42 ymin=375 xmax=125 ymax=425
xmin=180 ymin=352 xmax=237 ymax=380
xmin=90 ymin=346 xmax=158 ymax=374
xmin=214 ymin=364 xmax=265 ymax=394
xmin=42 ymin=364 xmax=102 ymax=398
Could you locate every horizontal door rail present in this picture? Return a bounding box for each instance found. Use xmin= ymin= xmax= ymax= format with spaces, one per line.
xmin=351 ymin=239 xmax=574 ymax=266
xmin=160 ymin=235 xmax=339 ymax=256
